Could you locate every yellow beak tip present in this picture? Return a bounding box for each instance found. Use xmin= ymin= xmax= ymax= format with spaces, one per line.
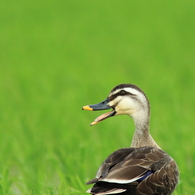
xmin=82 ymin=105 xmax=93 ymax=111
xmin=90 ymin=121 xmax=98 ymax=126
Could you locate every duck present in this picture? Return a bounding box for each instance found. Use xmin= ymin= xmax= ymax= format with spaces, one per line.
xmin=82 ymin=83 xmax=179 ymax=195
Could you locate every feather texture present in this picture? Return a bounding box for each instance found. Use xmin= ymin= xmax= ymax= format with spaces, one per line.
xmin=83 ymin=84 xmax=179 ymax=195
xmin=87 ymin=147 xmax=179 ymax=195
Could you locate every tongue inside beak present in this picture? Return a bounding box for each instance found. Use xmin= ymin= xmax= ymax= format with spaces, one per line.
xmin=90 ymin=110 xmax=116 ymax=126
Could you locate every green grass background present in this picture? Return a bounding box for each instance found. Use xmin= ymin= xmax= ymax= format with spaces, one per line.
xmin=0 ymin=0 xmax=195 ymax=194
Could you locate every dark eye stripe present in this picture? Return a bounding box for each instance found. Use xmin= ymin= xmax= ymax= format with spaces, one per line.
xmin=109 ymin=90 xmax=135 ymax=102
xmin=109 ymin=93 xmax=118 ymax=102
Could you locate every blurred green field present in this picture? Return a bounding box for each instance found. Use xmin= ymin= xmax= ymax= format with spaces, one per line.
xmin=0 ymin=0 xmax=195 ymax=194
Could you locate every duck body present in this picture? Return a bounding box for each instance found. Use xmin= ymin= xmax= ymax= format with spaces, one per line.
xmin=87 ymin=147 xmax=178 ymax=195
xmin=82 ymin=84 xmax=179 ymax=195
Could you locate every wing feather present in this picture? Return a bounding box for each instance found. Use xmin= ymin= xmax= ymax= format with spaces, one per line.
xmin=87 ymin=147 xmax=179 ymax=195
xmin=93 ymin=147 xmax=170 ymax=183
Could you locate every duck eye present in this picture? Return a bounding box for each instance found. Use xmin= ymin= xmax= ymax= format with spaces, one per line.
xmin=120 ymin=90 xmax=126 ymax=95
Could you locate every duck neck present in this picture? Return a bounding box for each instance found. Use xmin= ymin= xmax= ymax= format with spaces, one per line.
xmin=130 ymin=113 xmax=160 ymax=149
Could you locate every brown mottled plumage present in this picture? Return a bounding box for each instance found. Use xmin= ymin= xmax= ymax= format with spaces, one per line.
xmin=82 ymin=84 xmax=179 ymax=195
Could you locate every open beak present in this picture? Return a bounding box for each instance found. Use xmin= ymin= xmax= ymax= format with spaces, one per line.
xmin=82 ymin=98 xmax=116 ymax=126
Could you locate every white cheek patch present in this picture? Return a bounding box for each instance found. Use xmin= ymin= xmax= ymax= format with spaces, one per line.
xmin=108 ymin=87 xmax=148 ymax=115
xmin=118 ymin=97 xmax=132 ymax=109
xmin=115 ymin=97 xmax=136 ymax=115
